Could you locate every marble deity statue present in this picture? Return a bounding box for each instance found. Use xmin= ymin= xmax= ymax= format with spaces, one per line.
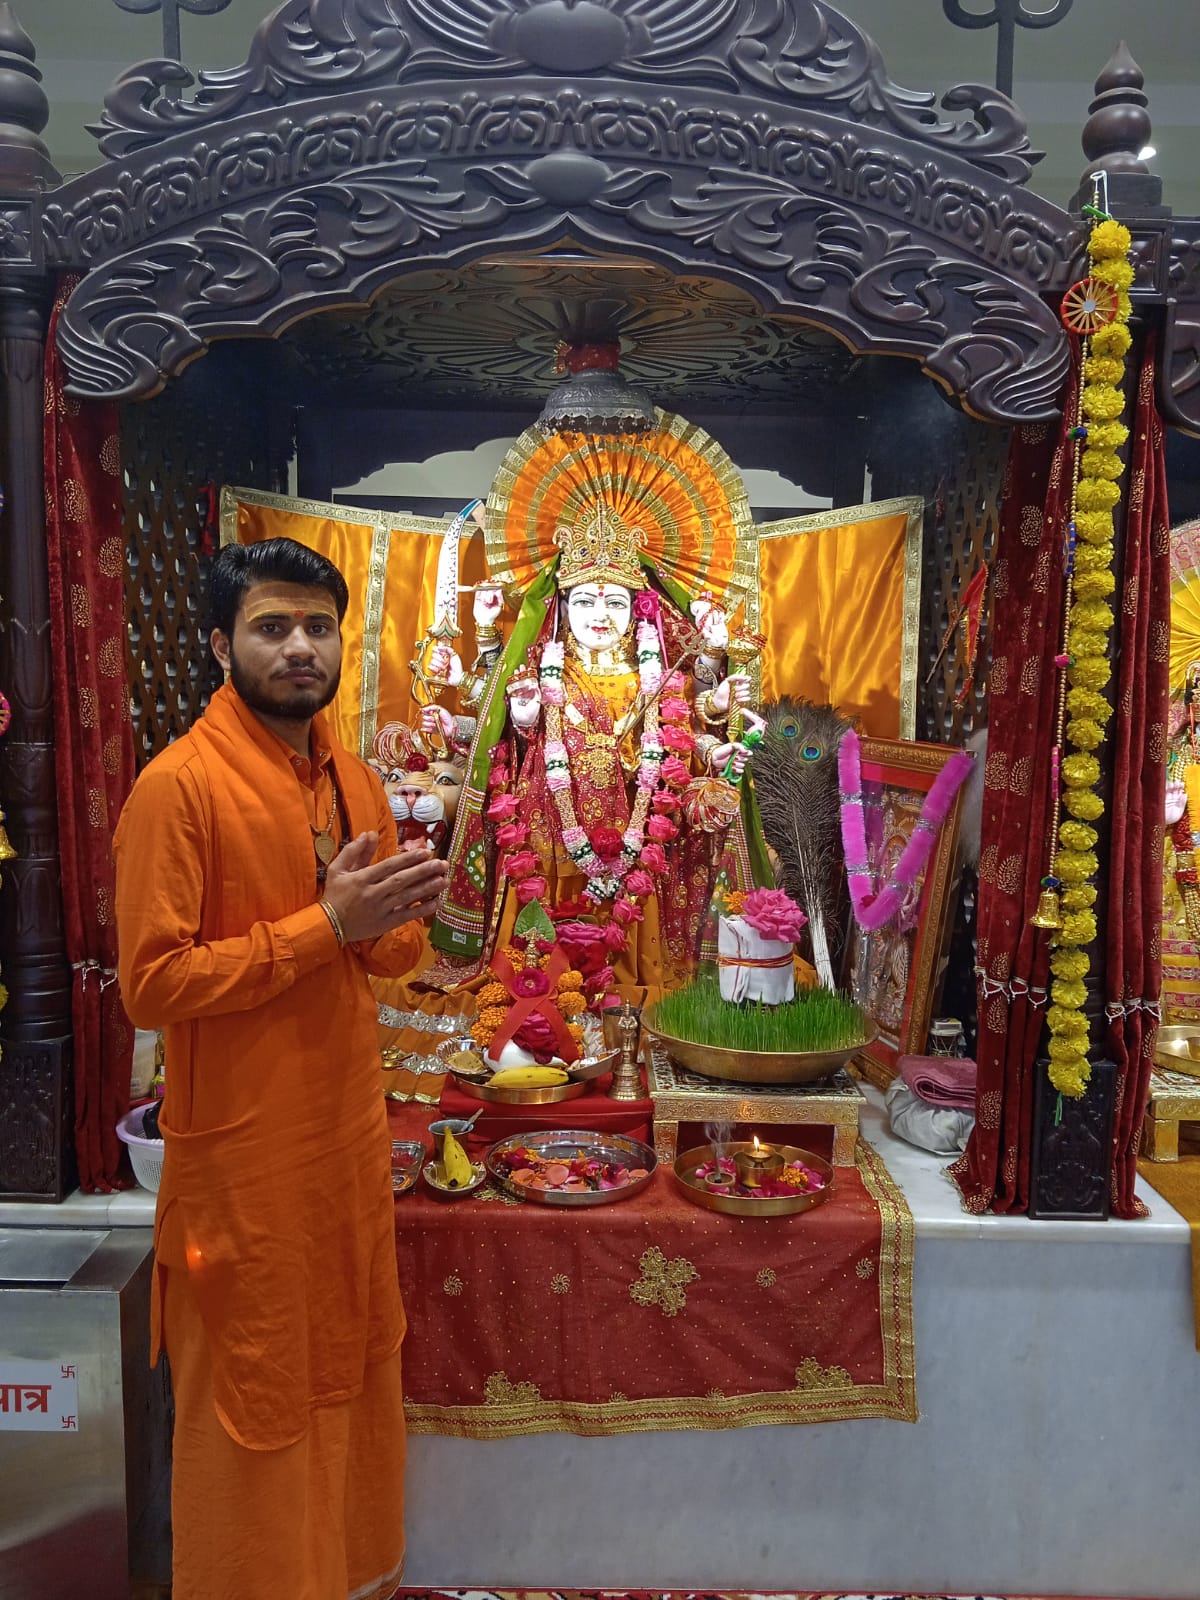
xmin=420 ymin=501 xmax=767 ymax=999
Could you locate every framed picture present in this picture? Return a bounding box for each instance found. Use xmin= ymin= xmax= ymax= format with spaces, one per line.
xmin=843 ymin=737 xmax=968 ymax=1089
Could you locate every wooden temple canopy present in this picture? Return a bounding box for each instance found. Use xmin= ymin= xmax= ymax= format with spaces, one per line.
xmin=0 ymin=0 xmax=1196 ymax=1199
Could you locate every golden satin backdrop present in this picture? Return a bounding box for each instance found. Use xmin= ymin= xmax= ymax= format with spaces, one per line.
xmin=753 ymin=497 xmax=922 ymax=740
xmin=220 ymin=487 xmax=489 ymax=759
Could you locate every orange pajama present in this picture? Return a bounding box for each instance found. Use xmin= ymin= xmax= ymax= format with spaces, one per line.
xmin=164 ymin=1265 xmax=406 ymax=1600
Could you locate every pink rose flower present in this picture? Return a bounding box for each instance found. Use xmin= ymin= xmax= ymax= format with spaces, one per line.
xmin=514 ymin=1012 xmax=559 ymax=1063
xmin=502 ymin=849 xmax=538 ymax=879
xmin=603 ymin=922 xmax=629 ymax=952
xmin=638 ymin=842 xmax=667 ymax=874
xmin=515 ymin=875 xmax=548 ymax=906
xmin=660 ymin=755 xmax=691 ymax=788
xmin=646 ymin=815 xmax=678 ymax=843
xmin=612 ymin=897 xmax=644 ymax=926
xmin=495 ymin=822 xmax=530 ymax=850
xmin=632 ymin=590 xmax=660 ymax=622
xmin=651 ymin=791 xmax=681 ymax=815
xmin=624 ymin=868 xmax=655 ymax=897
xmin=487 ymin=793 xmax=520 ymax=821
xmin=593 ymin=965 xmax=616 ymax=993
xmin=740 ymin=886 xmax=807 ymax=944
xmin=665 ymin=672 xmax=687 ymax=695
xmin=511 ymin=966 xmax=550 ymax=998
xmin=659 ymin=696 xmax=691 ymax=723
xmin=659 ymin=725 xmax=695 ymax=753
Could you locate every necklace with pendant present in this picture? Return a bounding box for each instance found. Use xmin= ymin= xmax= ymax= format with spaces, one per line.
xmin=312 ymin=779 xmax=339 ymax=884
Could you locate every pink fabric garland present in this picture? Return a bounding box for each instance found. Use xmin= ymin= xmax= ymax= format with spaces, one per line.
xmin=838 ymin=729 xmax=973 ymax=931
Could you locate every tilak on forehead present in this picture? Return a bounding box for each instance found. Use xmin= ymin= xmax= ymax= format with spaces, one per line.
xmin=240 ymin=584 xmax=339 ymax=626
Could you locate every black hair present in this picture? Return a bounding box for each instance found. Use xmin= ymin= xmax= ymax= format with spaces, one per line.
xmin=207 ymin=538 xmax=350 ymax=638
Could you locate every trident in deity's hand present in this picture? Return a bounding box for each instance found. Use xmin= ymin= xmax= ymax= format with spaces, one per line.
xmin=112 ymin=0 xmax=234 ymax=69
xmin=942 ymin=0 xmax=1074 ymax=99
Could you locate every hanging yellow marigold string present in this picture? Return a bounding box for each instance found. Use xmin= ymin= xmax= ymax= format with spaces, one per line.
xmin=1036 ymin=207 xmax=1134 ymax=1101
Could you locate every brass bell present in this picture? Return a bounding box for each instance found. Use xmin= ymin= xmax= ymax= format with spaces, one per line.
xmin=1030 ymin=886 xmax=1063 ymax=930
xmin=0 ymin=813 xmax=16 ymax=863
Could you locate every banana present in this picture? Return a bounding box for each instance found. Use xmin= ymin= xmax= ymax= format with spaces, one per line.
xmin=487 ymin=1065 xmax=570 ymax=1088
xmin=439 ymin=1127 xmax=475 ymax=1189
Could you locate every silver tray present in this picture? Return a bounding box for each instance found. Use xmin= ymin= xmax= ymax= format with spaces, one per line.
xmin=484 ymin=1129 xmax=657 ymax=1208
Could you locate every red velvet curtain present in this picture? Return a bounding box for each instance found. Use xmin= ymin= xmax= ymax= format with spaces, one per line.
xmin=1106 ymin=340 xmax=1170 ymax=1217
xmin=949 ymin=385 xmax=1075 ymax=1215
xmin=45 ymin=283 xmax=136 ymax=1192
xmin=951 ymin=341 xmax=1170 ymax=1216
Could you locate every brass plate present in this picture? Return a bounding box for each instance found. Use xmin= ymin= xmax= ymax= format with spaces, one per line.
xmin=452 ymin=1074 xmax=587 ymax=1105
xmin=485 ymin=1129 xmax=657 ymax=1208
xmin=674 ymin=1141 xmax=834 ymax=1216
xmin=422 ymin=1159 xmax=487 ymax=1198
xmin=1153 ymin=1025 xmax=1200 ymax=1078
xmin=451 ymin=1051 xmax=617 ymax=1104
xmin=643 ymin=1005 xmax=875 ymax=1086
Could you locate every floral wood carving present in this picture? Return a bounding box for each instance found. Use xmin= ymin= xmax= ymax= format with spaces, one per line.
xmin=89 ymin=0 xmax=1039 ymax=183
xmin=49 ymin=65 xmax=1075 ymax=415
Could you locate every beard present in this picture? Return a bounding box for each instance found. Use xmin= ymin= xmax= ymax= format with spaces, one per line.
xmin=229 ymin=646 xmax=341 ymax=722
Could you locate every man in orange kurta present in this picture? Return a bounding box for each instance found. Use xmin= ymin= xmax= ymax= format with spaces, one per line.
xmin=114 ymin=537 xmax=448 ymax=1600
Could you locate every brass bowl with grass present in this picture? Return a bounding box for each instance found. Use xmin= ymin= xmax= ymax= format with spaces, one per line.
xmin=643 ymin=1012 xmax=874 ymax=1085
xmin=643 ymin=979 xmax=873 ymax=1087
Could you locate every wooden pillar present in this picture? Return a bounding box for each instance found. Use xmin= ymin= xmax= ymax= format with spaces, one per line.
xmin=1030 ymin=45 xmax=1167 ymax=1217
xmin=0 ymin=2 xmax=73 ymax=1201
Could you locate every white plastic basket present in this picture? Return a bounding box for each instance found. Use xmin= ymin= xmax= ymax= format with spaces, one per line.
xmin=116 ymin=1105 xmax=164 ymax=1193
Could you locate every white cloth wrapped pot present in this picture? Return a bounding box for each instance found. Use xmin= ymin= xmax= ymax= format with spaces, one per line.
xmin=717 ymin=916 xmax=795 ymax=1005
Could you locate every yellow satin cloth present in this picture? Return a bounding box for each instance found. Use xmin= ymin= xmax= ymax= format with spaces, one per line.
xmin=756 ymin=500 xmax=919 ymax=738
xmin=223 ymin=491 xmax=488 ymax=759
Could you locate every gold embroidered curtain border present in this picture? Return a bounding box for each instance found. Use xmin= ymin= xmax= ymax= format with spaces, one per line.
xmin=403 ymin=1141 xmax=916 ymax=1440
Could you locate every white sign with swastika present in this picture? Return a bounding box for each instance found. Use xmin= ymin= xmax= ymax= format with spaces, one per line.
xmin=0 ymin=1360 xmax=80 ymax=1432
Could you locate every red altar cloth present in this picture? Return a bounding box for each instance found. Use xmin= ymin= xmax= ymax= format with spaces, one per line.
xmin=437 ymin=1074 xmax=654 ymax=1146
xmin=389 ymin=1105 xmax=915 ymax=1438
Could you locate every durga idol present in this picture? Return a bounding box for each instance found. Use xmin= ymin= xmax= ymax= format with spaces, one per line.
xmin=421 ymin=495 xmax=767 ymax=1001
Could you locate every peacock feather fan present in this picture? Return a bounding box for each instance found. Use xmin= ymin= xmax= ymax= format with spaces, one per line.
xmin=752 ymin=698 xmax=853 ymax=986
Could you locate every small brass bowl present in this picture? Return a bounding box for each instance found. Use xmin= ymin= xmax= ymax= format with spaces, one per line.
xmin=1154 ymin=1025 xmax=1200 ymax=1077
xmin=642 ymin=1004 xmax=874 ymax=1086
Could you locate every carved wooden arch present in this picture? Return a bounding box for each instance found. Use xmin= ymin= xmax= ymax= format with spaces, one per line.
xmin=42 ymin=0 xmax=1083 ymax=420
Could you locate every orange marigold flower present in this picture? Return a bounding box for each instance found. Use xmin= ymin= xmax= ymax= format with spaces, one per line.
xmin=478 ymin=981 xmax=509 ymax=1007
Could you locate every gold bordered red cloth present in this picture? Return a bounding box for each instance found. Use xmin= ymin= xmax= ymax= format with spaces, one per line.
xmin=390 ymin=1108 xmax=915 ymax=1437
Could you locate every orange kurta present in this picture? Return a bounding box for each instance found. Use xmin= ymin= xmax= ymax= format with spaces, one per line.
xmin=113 ymin=685 xmax=421 ymax=1593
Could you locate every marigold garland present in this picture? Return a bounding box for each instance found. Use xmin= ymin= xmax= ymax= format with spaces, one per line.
xmin=1038 ymin=212 xmax=1133 ymax=1099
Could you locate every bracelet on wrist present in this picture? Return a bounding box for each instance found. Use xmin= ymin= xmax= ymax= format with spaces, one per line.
xmin=319 ymin=898 xmax=346 ymax=948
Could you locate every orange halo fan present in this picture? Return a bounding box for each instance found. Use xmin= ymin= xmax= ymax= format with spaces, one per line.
xmin=485 ymin=412 xmax=756 ymax=606
xmin=1060 ymin=276 xmax=1120 ymax=335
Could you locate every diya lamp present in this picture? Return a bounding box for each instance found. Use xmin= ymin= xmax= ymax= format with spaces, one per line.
xmin=734 ymin=1135 xmax=784 ymax=1189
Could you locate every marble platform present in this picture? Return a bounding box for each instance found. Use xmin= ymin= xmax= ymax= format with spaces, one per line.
xmin=4 ymin=1095 xmax=1197 ymax=1597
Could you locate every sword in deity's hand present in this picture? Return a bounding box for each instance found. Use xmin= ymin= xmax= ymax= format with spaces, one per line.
xmin=408 ymin=499 xmax=481 ymax=753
